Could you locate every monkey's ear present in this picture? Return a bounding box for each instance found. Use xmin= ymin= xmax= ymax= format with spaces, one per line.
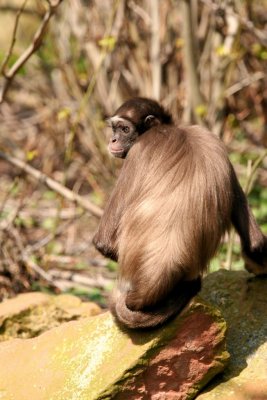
xmin=144 ymin=115 xmax=160 ymax=128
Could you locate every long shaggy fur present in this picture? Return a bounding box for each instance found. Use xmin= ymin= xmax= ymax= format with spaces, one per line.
xmin=93 ymin=99 xmax=267 ymax=329
xmin=111 ymin=125 xmax=233 ymax=327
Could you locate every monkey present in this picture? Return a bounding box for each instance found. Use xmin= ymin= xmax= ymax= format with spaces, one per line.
xmin=93 ymin=97 xmax=267 ymax=329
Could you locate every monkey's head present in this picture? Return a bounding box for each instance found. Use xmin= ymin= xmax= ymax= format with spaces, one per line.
xmin=107 ymin=97 xmax=172 ymax=158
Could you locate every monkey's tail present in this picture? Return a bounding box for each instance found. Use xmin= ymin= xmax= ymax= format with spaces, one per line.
xmin=109 ymin=278 xmax=201 ymax=329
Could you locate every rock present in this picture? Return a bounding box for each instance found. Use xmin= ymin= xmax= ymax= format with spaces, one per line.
xmin=0 ymin=300 xmax=228 ymax=400
xmin=0 ymin=292 xmax=101 ymax=342
xmin=197 ymin=270 xmax=267 ymax=400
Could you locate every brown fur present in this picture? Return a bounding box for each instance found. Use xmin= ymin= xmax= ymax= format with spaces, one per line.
xmin=109 ymin=277 xmax=201 ymax=329
xmin=93 ymin=99 xmax=267 ymax=329
xmin=116 ymin=126 xmax=232 ymax=308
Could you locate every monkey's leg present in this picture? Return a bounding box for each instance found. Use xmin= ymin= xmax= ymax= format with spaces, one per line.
xmin=231 ymin=173 xmax=267 ymax=275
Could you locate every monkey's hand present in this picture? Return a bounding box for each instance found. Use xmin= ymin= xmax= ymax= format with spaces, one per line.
xmin=243 ymin=236 xmax=267 ymax=275
xmin=92 ymin=232 xmax=118 ymax=261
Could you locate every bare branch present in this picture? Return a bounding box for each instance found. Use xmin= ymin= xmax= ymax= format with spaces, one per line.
xmin=0 ymin=151 xmax=103 ymax=218
xmin=181 ymin=0 xmax=205 ymax=124
xmin=150 ymin=0 xmax=161 ymax=100
xmin=7 ymin=226 xmax=60 ymax=287
xmin=49 ymin=269 xmax=112 ymax=290
xmin=244 ymin=150 xmax=267 ymax=195
xmin=0 ymin=0 xmax=64 ymax=104
xmin=200 ymin=0 xmax=267 ymax=46
xmin=1 ymin=0 xmax=28 ymax=76
xmin=225 ymin=71 xmax=265 ymax=98
xmin=0 ymin=5 xmax=39 ymax=16
xmin=207 ymin=1 xmax=239 ymax=136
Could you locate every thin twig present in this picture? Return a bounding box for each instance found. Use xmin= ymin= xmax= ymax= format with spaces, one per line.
xmin=128 ymin=1 xmax=151 ymax=26
xmin=208 ymin=1 xmax=239 ymax=136
xmin=0 ymin=0 xmax=64 ymax=103
xmin=0 ymin=151 xmax=103 ymax=218
xmin=0 ymin=5 xmax=39 ymax=16
xmin=26 ymin=212 xmax=84 ymax=253
xmin=1 ymin=0 xmax=28 ymax=76
xmin=0 ymin=203 xmax=21 ymax=230
xmin=225 ymin=72 xmax=265 ymax=98
xmin=8 ymin=226 xmax=59 ymax=287
xmin=244 ymin=150 xmax=267 ymax=195
xmin=49 ymin=269 xmax=112 ymax=290
xmin=181 ymin=0 xmax=205 ymax=124
xmin=150 ymin=0 xmax=161 ymax=100
xmin=224 ymin=229 xmax=235 ymax=270
xmin=0 ymin=177 xmax=20 ymax=221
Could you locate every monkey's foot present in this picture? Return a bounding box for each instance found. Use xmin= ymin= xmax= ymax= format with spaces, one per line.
xmin=243 ymin=246 xmax=267 ymax=276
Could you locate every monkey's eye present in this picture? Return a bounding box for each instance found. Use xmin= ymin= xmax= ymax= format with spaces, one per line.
xmin=122 ymin=126 xmax=130 ymax=134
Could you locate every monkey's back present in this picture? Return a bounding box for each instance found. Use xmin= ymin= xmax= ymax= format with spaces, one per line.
xmin=118 ymin=125 xmax=233 ymax=282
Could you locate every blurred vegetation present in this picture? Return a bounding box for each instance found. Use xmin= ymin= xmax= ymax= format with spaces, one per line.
xmin=0 ymin=0 xmax=266 ymax=305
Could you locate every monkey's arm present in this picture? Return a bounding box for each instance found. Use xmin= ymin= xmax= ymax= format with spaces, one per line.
xmin=92 ymin=162 xmax=133 ymax=261
xmin=231 ymin=169 xmax=267 ymax=274
xmin=92 ymin=194 xmax=120 ymax=261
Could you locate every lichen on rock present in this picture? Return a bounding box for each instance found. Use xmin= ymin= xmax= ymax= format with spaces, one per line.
xmin=0 ymin=292 xmax=101 ymax=342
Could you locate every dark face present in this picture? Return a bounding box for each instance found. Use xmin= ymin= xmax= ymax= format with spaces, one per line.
xmin=108 ymin=117 xmax=138 ymax=158
xmin=107 ymin=97 xmax=172 ymax=158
